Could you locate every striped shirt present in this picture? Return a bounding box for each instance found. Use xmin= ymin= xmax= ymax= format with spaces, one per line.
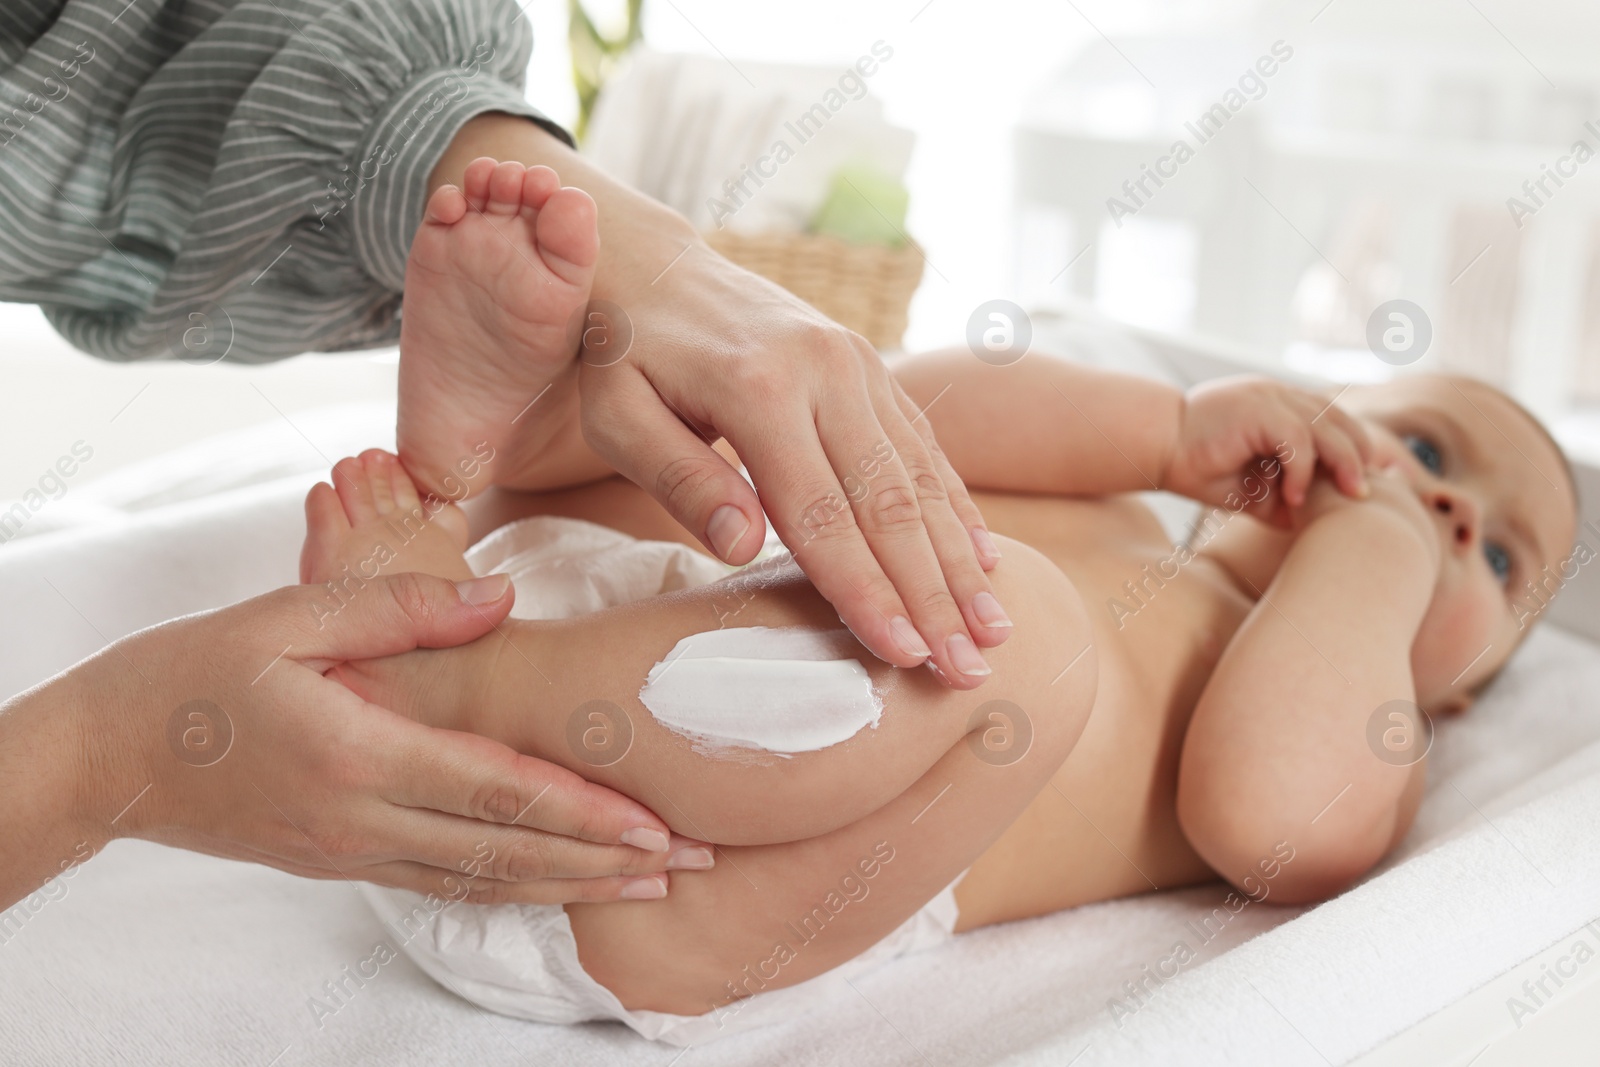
xmin=0 ymin=0 xmax=570 ymax=362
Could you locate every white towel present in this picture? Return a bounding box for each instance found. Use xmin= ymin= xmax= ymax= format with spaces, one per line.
xmin=2 ymin=408 xmax=1597 ymax=1064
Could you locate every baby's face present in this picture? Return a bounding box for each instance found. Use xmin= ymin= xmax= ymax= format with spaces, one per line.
xmin=1341 ymin=376 xmax=1577 ymax=712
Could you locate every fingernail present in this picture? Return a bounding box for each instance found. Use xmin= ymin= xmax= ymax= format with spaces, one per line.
xmin=945 ymin=633 xmax=991 ymax=676
xmin=707 ymin=505 xmax=751 ymax=562
xmin=620 ymin=827 xmax=669 ymax=852
xmin=972 ymin=591 xmax=1012 ymax=629
xmin=666 ymin=846 xmax=714 ymax=870
xmin=454 ymin=574 xmax=510 ymax=606
xmin=890 ymin=615 xmax=931 ymax=661
xmin=970 ymin=526 xmax=1001 ymax=562
xmin=621 ymin=876 xmax=667 ymax=900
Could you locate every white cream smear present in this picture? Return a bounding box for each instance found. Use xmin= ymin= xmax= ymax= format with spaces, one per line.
xmin=638 ymin=626 xmax=883 ymax=755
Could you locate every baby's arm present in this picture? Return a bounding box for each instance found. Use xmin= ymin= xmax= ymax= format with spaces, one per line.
xmin=891 ymin=347 xmax=1184 ymax=496
xmin=1175 ymin=471 xmax=1440 ymax=903
xmin=893 ymin=350 xmax=1370 ymax=515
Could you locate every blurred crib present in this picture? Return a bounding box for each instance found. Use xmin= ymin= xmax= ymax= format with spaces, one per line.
xmin=1008 ymin=0 xmax=1600 ymax=444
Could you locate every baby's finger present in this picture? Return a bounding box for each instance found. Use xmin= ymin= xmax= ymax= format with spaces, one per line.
xmin=1311 ymin=419 xmax=1370 ymax=498
xmin=1311 ymin=406 xmax=1372 ymax=496
xmin=1274 ymin=415 xmax=1317 ymax=509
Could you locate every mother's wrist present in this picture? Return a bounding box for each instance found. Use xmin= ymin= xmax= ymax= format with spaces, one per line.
xmin=47 ymin=668 xmax=130 ymax=849
xmin=0 ymin=677 xmax=116 ymax=907
xmin=587 ymin=189 xmax=704 ymax=304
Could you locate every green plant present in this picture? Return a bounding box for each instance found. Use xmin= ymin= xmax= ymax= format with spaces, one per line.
xmin=567 ymin=0 xmax=644 ymax=144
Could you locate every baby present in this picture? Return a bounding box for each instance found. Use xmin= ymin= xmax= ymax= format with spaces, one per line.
xmin=301 ymin=158 xmax=1579 ymax=1043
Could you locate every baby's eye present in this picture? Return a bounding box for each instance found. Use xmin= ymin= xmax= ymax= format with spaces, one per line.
xmin=1403 ymin=434 xmax=1443 ymax=474
xmin=1484 ymin=540 xmax=1512 ymax=583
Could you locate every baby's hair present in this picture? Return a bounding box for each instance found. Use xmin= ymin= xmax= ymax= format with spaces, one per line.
xmin=1475 ymin=377 xmax=1580 ymax=514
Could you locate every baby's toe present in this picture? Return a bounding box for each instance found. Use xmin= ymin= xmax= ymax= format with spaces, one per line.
xmin=331 ymin=456 xmax=376 ymax=523
xmin=461 ymin=156 xmax=498 ymax=211
xmin=422 ymin=183 xmax=467 ymax=226
xmin=519 ymin=164 xmax=561 ymax=215
xmin=362 ymin=450 xmax=395 ymax=513
xmin=300 ymin=481 xmax=350 ymax=584
xmin=534 ymin=186 xmax=599 ymax=283
xmin=384 ymin=451 xmax=424 ymax=512
xmin=485 ymin=160 xmax=526 ymax=215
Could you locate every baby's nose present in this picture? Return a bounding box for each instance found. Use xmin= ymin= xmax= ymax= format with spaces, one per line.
xmin=1428 ymin=491 xmax=1479 ymax=549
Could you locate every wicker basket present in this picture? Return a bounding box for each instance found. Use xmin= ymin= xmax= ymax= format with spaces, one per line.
xmin=703 ymin=229 xmax=925 ymax=351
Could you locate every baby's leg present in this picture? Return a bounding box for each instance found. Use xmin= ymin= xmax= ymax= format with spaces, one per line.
xmin=306 ymin=450 xmax=1093 ymax=845
xmin=488 ymin=539 xmax=1092 ymax=845
xmin=570 ymin=599 xmax=1095 ymax=1014
xmin=329 ymin=540 xmax=1091 ymax=851
xmin=306 ymin=451 xmax=1097 ymax=1012
xmin=397 ymin=157 xmax=611 ymax=496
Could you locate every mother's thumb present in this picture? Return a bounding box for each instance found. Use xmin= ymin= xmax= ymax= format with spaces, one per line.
xmin=286 ymin=571 xmax=513 ymax=665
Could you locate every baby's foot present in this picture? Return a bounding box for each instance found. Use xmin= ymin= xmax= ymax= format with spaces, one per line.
xmin=300 ymin=449 xmax=476 ymax=587
xmin=398 ymin=157 xmax=599 ymax=497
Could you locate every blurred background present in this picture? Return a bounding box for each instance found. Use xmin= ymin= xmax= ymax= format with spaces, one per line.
xmin=6 ymin=0 xmax=1600 ymax=503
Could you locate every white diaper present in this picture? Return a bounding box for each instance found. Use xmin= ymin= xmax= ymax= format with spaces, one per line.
xmin=359 ymin=516 xmax=965 ymax=1045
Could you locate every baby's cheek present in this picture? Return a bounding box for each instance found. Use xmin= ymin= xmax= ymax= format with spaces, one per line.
xmin=1412 ymin=579 xmax=1502 ymax=691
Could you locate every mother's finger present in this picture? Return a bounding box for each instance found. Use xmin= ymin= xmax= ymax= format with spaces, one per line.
xmin=378 ymin=807 xmax=710 ymax=882
xmin=891 ymin=378 xmax=1001 ymax=571
xmin=866 ymin=385 xmax=1010 ymax=653
xmin=277 ymin=571 xmax=514 ymax=670
xmin=731 ymin=400 xmax=933 ymax=671
xmin=379 ymin=718 xmax=678 ymax=854
xmin=812 ymin=390 xmax=993 ymax=684
xmin=355 ymin=860 xmax=670 ymax=905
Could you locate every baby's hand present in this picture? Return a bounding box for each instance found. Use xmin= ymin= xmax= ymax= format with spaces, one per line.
xmin=1162 ymin=376 xmax=1372 ymax=527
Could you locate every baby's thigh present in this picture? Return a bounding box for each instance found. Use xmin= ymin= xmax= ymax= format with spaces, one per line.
xmin=535 ymin=535 xmax=1093 ymax=845
xmin=566 ymin=540 xmax=1098 ymax=1016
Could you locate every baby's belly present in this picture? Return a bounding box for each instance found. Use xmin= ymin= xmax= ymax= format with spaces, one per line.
xmin=954 ymin=496 xmax=1243 ymax=929
xmin=953 ymin=649 xmax=1216 ymax=929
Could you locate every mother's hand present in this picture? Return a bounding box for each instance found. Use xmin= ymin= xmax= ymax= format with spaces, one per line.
xmin=580 ymin=242 xmax=1009 ymax=687
xmin=423 ymin=114 xmax=1008 ymax=685
xmin=0 ymin=572 xmax=682 ymax=910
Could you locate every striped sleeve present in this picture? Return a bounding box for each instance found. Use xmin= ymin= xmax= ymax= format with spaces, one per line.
xmin=0 ymin=0 xmax=572 ymax=363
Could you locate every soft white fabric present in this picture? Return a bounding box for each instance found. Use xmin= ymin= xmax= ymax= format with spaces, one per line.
xmin=468 ymin=513 xmax=731 ymax=620
xmin=360 ymin=515 xmax=964 ymax=1045
xmin=365 ymin=843 xmax=962 ymax=1048
xmin=1 ymin=407 xmax=1598 ymax=1064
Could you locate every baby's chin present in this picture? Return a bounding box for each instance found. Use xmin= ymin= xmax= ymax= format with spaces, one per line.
xmin=1410 ymin=641 xmax=1505 ymax=717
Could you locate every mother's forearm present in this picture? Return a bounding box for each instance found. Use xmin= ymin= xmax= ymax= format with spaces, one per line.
xmin=0 ymin=677 xmax=112 ymax=910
